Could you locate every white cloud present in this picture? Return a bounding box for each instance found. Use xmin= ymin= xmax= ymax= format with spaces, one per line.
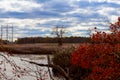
xmin=97 ymin=6 xmax=120 ymax=23
xmin=72 ymin=32 xmax=82 ymax=36
xmin=0 ymin=0 xmax=120 ymax=40
xmin=82 ymin=0 xmax=120 ymax=4
xmin=62 ymin=8 xmax=94 ymax=16
xmin=0 ymin=18 xmax=61 ymax=28
xmin=110 ymin=15 xmax=118 ymax=23
xmin=0 ymin=0 xmax=42 ymax=12
xmin=67 ymin=25 xmax=89 ymax=32
xmin=0 ymin=17 xmax=61 ymax=40
xmin=107 ymin=0 xmax=120 ymax=4
xmin=97 ymin=7 xmax=117 ymax=16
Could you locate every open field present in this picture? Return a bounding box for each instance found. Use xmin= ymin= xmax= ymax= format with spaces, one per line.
xmin=3 ymin=43 xmax=80 ymax=48
xmin=1 ymin=43 xmax=80 ymax=54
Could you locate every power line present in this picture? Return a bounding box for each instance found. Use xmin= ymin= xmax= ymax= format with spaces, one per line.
xmin=0 ymin=25 xmax=13 ymax=43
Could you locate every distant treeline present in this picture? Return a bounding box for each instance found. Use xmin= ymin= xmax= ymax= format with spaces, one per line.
xmin=15 ymin=37 xmax=90 ymax=44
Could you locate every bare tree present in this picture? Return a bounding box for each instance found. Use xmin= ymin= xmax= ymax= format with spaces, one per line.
xmin=52 ymin=25 xmax=65 ymax=46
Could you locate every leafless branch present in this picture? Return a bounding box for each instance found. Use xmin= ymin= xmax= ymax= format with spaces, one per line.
xmin=21 ymin=59 xmax=71 ymax=80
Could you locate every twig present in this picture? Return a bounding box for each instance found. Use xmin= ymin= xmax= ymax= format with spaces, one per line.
xmin=21 ymin=59 xmax=71 ymax=80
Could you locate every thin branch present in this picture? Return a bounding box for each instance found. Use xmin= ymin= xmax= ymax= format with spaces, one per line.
xmin=21 ymin=59 xmax=71 ymax=80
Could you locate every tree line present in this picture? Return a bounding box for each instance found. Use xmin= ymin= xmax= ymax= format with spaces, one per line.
xmin=15 ymin=36 xmax=90 ymax=44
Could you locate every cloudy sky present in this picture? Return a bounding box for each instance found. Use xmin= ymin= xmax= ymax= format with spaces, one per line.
xmin=0 ymin=0 xmax=120 ymax=40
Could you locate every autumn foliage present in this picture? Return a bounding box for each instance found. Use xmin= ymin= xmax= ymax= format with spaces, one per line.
xmin=72 ymin=17 xmax=120 ymax=80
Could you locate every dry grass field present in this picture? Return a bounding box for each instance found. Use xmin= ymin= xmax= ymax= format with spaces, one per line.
xmin=1 ymin=43 xmax=80 ymax=54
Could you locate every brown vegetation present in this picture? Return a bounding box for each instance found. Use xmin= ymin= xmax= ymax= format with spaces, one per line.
xmin=1 ymin=43 xmax=80 ymax=54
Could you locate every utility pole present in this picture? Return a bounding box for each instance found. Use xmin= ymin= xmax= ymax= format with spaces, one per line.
xmin=12 ymin=25 xmax=13 ymax=43
xmin=6 ymin=25 xmax=8 ymax=41
xmin=0 ymin=24 xmax=14 ymax=44
xmin=1 ymin=25 xmax=3 ymax=40
xmin=0 ymin=25 xmax=3 ymax=44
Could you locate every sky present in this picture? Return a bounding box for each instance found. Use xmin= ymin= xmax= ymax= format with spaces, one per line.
xmin=0 ymin=0 xmax=120 ymax=41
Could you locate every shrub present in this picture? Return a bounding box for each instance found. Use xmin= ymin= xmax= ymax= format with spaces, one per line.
xmin=72 ymin=17 xmax=120 ymax=80
xmin=72 ymin=43 xmax=120 ymax=80
xmin=52 ymin=47 xmax=75 ymax=76
xmin=52 ymin=46 xmax=92 ymax=80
